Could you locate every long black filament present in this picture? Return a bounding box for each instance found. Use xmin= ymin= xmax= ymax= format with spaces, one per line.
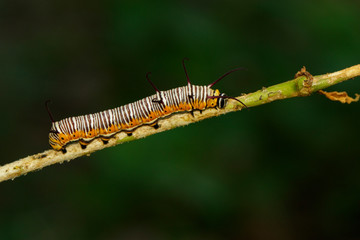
xmin=208 ymin=67 xmax=245 ymax=88
xmin=182 ymin=58 xmax=191 ymax=84
xmin=45 ymin=100 xmax=55 ymax=122
xmin=145 ymin=72 xmax=160 ymax=93
xmin=208 ymin=95 xmax=247 ymax=109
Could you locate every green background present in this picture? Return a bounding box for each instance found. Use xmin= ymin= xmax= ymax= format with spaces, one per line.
xmin=1 ymin=0 xmax=360 ymax=239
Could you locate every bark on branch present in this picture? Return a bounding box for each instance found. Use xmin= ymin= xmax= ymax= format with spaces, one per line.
xmin=1 ymin=64 xmax=359 ymax=183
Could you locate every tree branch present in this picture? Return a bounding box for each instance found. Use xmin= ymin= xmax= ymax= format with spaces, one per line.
xmin=1 ymin=64 xmax=359 ymax=183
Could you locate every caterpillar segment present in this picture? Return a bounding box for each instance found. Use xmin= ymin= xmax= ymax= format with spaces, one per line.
xmin=47 ymin=62 xmax=246 ymax=152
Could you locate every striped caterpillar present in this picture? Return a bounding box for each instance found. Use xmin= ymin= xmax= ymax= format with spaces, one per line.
xmin=47 ymin=59 xmax=246 ymax=153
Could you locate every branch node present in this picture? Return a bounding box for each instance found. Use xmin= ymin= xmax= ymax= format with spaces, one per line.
xmin=295 ymin=66 xmax=314 ymax=96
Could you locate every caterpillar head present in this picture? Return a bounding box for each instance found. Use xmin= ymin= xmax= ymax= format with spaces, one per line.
xmin=204 ymin=65 xmax=247 ymax=109
xmin=207 ymin=88 xmax=247 ymax=110
xmin=207 ymin=89 xmax=227 ymax=108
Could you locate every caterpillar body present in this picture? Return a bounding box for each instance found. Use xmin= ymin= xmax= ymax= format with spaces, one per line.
xmin=47 ymin=60 xmax=246 ymax=153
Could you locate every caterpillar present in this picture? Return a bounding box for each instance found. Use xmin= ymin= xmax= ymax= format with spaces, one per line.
xmin=47 ymin=59 xmax=246 ymax=153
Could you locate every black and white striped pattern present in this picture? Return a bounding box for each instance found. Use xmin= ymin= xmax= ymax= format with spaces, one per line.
xmin=49 ymin=84 xmax=218 ymax=151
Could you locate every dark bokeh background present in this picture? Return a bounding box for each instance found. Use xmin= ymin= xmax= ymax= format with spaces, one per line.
xmin=1 ymin=0 xmax=360 ymax=239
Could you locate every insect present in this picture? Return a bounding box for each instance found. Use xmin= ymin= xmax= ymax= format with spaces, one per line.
xmin=46 ymin=59 xmax=246 ymax=153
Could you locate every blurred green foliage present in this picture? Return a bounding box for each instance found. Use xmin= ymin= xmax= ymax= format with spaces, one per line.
xmin=1 ymin=0 xmax=360 ymax=239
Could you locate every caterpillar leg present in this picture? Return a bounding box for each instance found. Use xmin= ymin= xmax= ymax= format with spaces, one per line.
xmin=61 ymin=148 xmax=67 ymax=154
xmin=101 ymin=137 xmax=111 ymax=145
xmin=79 ymin=139 xmax=90 ymax=149
xmin=149 ymin=121 xmax=160 ymax=129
